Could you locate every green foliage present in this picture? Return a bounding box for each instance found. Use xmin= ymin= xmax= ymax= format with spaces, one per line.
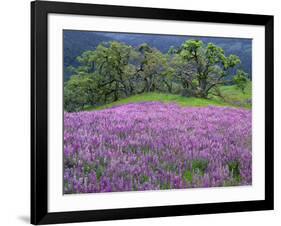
xmin=228 ymin=161 xmax=241 ymax=182
xmin=64 ymin=74 xmax=97 ymax=112
xmin=211 ymin=82 xmax=252 ymax=108
xmin=183 ymin=170 xmax=193 ymax=183
xmin=192 ymin=159 xmax=208 ymax=175
xmin=64 ymin=41 xmax=140 ymax=111
xmin=64 ymin=39 xmax=250 ymax=112
xmin=233 ymin=70 xmax=249 ymax=93
xmin=137 ymin=44 xmax=172 ymax=92
xmin=180 ymin=40 xmax=203 ymax=59
xmin=140 ymin=175 xmax=149 ymax=184
xmin=224 ymin=54 xmax=241 ymax=68
xmin=160 ymin=182 xmax=171 ymax=190
xmin=83 ymin=164 xmax=91 ymax=175
xmin=95 ymin=165 xmax=104 ymax=181
xmin=182 ymin=159 xmax=208 ymax=184
xmin=85 ymin=92 xmax=236 ymax=111
xmin=175 ymin=39 xmax=244 ymax=98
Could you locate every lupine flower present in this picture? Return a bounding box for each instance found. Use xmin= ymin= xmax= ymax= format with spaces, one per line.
xmin=63 ymin=102 xmax=252 ymax=194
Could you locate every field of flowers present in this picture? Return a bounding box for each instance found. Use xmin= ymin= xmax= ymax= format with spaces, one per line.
xmin=64 ymin=102 xmax=252 ymax=194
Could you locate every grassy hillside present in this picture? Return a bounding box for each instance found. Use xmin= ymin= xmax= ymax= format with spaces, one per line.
xmin=213 ymin=82 xmax=252 ymax=108
xmin=83 ymin=82 xmax=252 ymax=111
xmin=84 ymin=83 xmax=251 ymax=111
xmin=84 ymin=93 xmax=229 ymax=111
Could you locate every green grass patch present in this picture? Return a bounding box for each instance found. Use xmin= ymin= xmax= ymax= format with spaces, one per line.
xmin=228 ymin=161 xmax=241 ymax=181
xmin=183 ymin=170 xmax=193 ymax=183
xmin=182 ymin=159 xmax=208 ymax=184
xmin=83 ymin=82 xmax=252 ymax=111
xmin=85 ymin=92 xmax=237 ymax=111
xmin=160 ymin=182 xmax=171 ymax=190
xmin=192 ymin=159 xmax=208 ymax=176
xmin=212 ymin=82 xmax=252 ymax=109
xmin=140 ymin=175 xmax=149 ymax=184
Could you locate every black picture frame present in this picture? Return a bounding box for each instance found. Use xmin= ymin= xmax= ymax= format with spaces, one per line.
xmin=31 ymin=0 xmax=274 ymax=224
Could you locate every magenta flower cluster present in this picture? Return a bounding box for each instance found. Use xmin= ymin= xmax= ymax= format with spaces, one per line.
xmin=64 ymin=102 xmax=252 ymax=194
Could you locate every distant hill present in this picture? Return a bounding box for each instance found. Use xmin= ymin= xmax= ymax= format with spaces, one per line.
xmin=64 ymin=30 xmax=252 ymax=80
xmin=63 ymin=31 xmax=111 ymax=78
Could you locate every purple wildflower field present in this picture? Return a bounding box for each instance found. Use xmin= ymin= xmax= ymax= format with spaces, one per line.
xmin=64 ymin=102 xmax=252 ymax=194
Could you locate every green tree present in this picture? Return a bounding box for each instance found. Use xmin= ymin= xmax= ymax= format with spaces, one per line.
xmin=137 ymin=44 xmax=169 ymax=92
xmin=69 ymin=41 xmax=138 ymax=105
xmin=64 ymin=39 xmax=250 ymax=112
xmin=168 ymin=51 xmax=196 ymax=96
xmin=178 ymin=40 xmax=243 ymax=98
xmin=64 ymin=74 xmax=97 ymax=112
xmin=233 ymin=69 xmax=249 ymax=93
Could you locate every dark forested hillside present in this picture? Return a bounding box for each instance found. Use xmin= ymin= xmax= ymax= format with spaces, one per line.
xmin=64 ymin=30 xmax=252 ymax=80
xmin=63 ymin=31 xmax=111 ymax=79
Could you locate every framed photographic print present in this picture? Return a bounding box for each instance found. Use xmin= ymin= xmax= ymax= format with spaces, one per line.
xmin=31 ymin=0 xmax=274 ymax=224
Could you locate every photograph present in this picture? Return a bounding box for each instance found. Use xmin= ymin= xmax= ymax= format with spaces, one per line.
xmin=63 ymin=30 xmax=252 ymax=194
xmin=30 ymin=1 xmax=273 ymax=224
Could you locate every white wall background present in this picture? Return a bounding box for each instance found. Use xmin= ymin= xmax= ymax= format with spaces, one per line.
xmin=0 ymin=0 xmax=279 ymax=225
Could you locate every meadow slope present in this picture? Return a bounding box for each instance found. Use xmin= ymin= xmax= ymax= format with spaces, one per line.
xmin=64 ymin=102 xmax=252 ymax=193
xmin=84 ymin=83 xmax=252 ymax=111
